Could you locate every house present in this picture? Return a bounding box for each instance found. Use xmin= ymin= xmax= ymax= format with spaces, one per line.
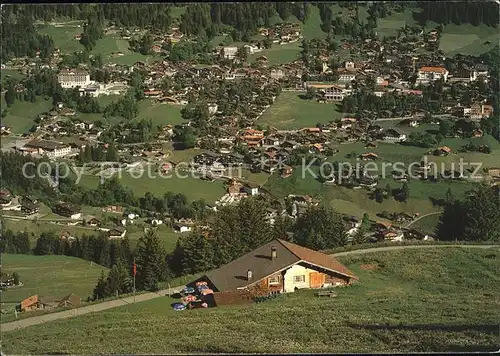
xmin=244 ymin=183 xmax=260 ymax=196
xmin=360 ymin=152 xmax=379 ymax=161
xmin=18 ymin=295 xmax=39 ymax=312
xmin=0 ymin=188 xmax=12 ymax=206
xmin=190 ymin=239 xmax=358 ymax=296
xmin=85 ymin=216 xmax=101 ymax=227
xmin=409 ymin=120 xmax=419 ymax=127
xmin=227 ymin=179 xmax=243 ymax=195
xmin=306 ymin=83 xmax=346 ymax=102
xmin=103 ymin=205 xmax=123 ymax=214
xmin=417 ymin=66 xmax=449 ymax=84
xmin=53 ymin=202 xmax=81 ymax=219
xmin=173 ymin=224 xmax=192 ymax=233
xmin=59 ymin=231 xmax=76 ymax=241
xmin=436 ymin=146 xmax=452 ymax=156
xmin=281 ymin=165 xmax=293 ymax=178
xmin=108 ymin=226 xmax=127 ymax=239
xmin=383 ymin=129 xmax=406 ymax=142
xmin=21 ymin=201 xmax=39 ymax=215
xmin=222 ymin=46 xmax=238 ymax=60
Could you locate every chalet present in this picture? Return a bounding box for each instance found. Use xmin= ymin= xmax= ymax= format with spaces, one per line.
xmin=60 ymin=231 xmax=76 ymax=241
xmin=360 ymin=152 xmax=379 ymax=161
xmin=0 ymin=188 xmax=12 ymax=205
xmin=222 ymin=46 xmax=238 ymax=60
xmin=85 ymin=216 xmax=101 ymax=227
xmin=103 ymin=205 xmax=123 ymax=213
xmin=190 ymin=239 xmax=358 ymax=296
xmin=18 ymin=295 xmax=39 ymax=312
xmin=417 ymin=66 xmax=449 ymax=84
xmin=53 ymin=202 xmax=81 ymax=220
xmin=108 ymin=226 xmax=127 ymax=239
xmin=472 ymin=129 xmax=484 ymax=138
xmin=244 ymin=183 xmax=260 ymax=196
xmin=1 ymin=125 xmax=12 ymax=135
xmin=21 ymin=201 xmax=39 ymax=215
xmin=173 ymin=223 xmax=192 ymax=233
xmin=227 ymin=180 xmax=244 ymax=195
xmin=282 ymin=140 xmax=299 ymax=149
xmin=193 ymin=151 xmax=219 ymax=165
xmin=306 ymin=83 xmax=346 ymax=102
xmin=436 ymin=146 xmax=452 ymax=156
xmin=281 ymin=165 xmax=293 ymax=178
xmin=383 ymin=129 xmax=406 ymax=142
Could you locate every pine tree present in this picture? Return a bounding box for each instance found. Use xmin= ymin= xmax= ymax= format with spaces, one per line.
xmin=178 ymin=233 xmax=214 ymax=275
xmin=93 ymin=270 xmax=108 ymax=300
xmin=135 ymin=230 xmax=167 ymax=291
xmin=105 ymin=260 xmax=132 ymax=296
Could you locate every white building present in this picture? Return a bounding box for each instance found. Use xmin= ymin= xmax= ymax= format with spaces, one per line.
xmin=57 ymin=69 xmax=91 ymax=88
xmin=222 ymin=46 xmax=238 ymax=60
xmin=417 ymin=66 xmax=449 ymax=84
xmin=244 ymin=184 xmax=259 ymax=196
xmin=23 ymin=139 xmax=72 ymax=158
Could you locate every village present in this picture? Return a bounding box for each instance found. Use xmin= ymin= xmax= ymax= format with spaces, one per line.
xmin=1 ymin=10 xmax=499 ymax=254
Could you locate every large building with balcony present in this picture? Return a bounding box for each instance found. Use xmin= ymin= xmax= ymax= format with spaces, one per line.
xmin=417 ymin=66 xmax=449 ymax=84
xmin=57 ymin=69 xmax=91 ymax=89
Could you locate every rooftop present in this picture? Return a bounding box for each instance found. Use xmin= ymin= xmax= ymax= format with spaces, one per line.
xmin=204 ymin=239 xmax=357 ymax=292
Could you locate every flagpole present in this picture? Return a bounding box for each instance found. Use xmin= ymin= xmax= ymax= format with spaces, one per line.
xmin=133 ymin=257 xmax=136 ymax=303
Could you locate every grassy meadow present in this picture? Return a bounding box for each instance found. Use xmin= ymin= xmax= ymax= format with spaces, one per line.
xmin=0 ymin=95 xmax=53 ymax=134
xmin=257 ymin=92 xmax=346 ymax=129
xmin=438 ymin=24 xmax=499 ymax=56
xmin=2 ymin=247 xmax=499 ymax=353
xmin=78 ymin=172 xmax=226 ymax=204
xmin=135 ymin=99 xmax=185 ymax=126
xmin=0 ymin=254 xmax=108 ymax=303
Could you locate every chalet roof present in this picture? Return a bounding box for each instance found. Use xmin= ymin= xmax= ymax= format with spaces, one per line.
xmin=418 ymin=66 xmax=447 ymax=74
xmin=204 ymin=239 xmax=357 ymax=292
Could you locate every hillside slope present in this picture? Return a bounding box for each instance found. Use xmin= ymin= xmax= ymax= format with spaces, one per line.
xmin=2 ymin=248 xmax=500 ymax=353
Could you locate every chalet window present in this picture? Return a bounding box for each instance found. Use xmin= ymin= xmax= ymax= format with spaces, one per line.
xmin=293 ymin=275 xmax=305 ymax=283
xmin=268 ymin=275 xmax=280 ymax=285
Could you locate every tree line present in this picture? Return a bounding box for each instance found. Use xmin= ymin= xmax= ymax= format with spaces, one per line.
xmin=416 ymin=1 xmax=499 ymax=27
xmin=168 ymin=199 xmax=347 ymax=276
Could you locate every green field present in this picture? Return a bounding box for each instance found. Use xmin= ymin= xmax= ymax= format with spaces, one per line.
xmin=79 ymin=172 xmax=226 ymax=204
xmin=37 ymin=24 xmax=83 ymax=53
xmin=249 ymin=42 xmax=301 ymax=66
xmin=375 ymin=9 xmax=417 ymax=38
xmin=0 ymin=96 xmax=54 ymax=134
xmin=438 ymin=24 xmax=499 ymax=56
xmin=3 ymin=247 xmax=499 ymax=353
xmin=257 ymin=92 xmax=345 ymax=129
xmin=135 ymin=99 xmax=185 ymax=126
xmin=37 ymin=25 xmax=152 ymax=65
xmin=1 ymin=254 xmax=107 ymax=303
xmin=409 ymin=213 xmax=441 ymax=235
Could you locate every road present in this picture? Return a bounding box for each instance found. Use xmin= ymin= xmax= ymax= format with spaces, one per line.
xmin=2 ymin=244 xmax=499 ymax=332
xmin=1 ymin=285 xmax=186 ymax=333
xmin=332 ymin=244 xmax=499 ymax=257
